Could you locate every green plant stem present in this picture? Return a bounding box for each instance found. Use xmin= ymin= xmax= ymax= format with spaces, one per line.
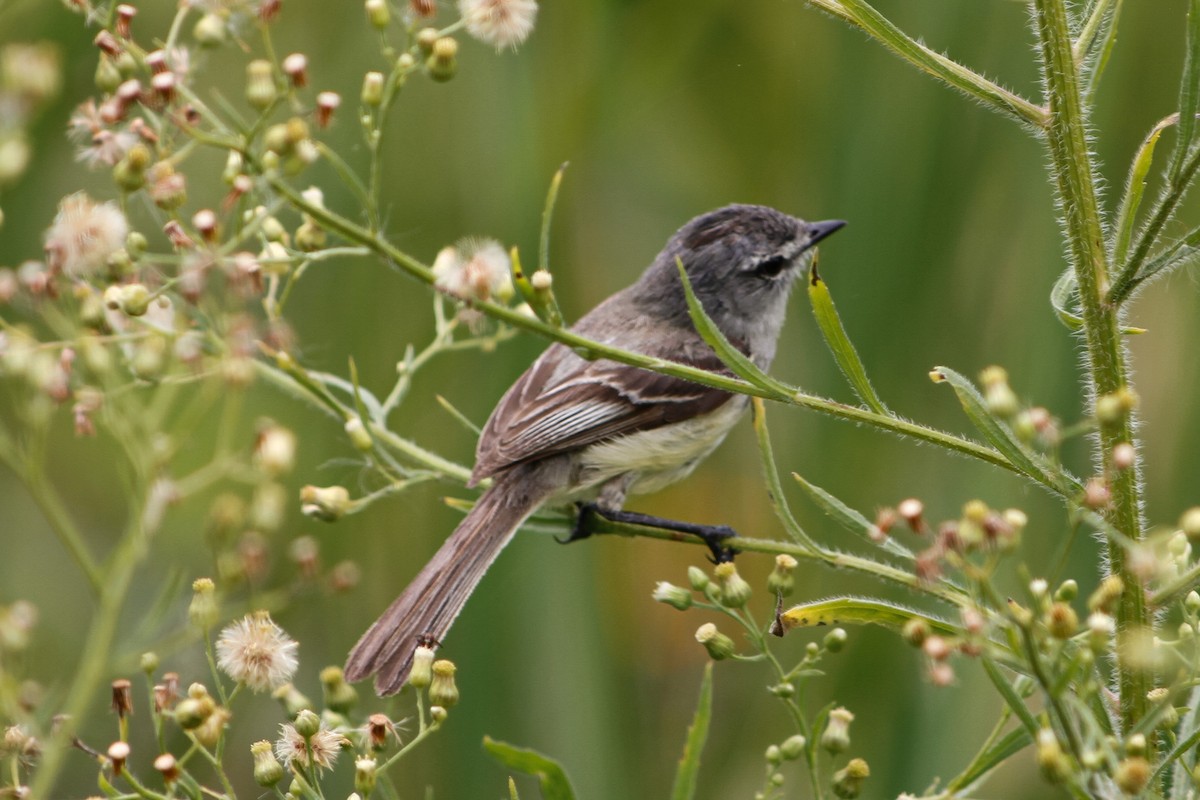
xmin=585 ymin=516 xmax=970 ymax=608
xmin=1031 ymin=0 xmax=1148 ymax=735
xmin=30 ymin=514 xmax=147 ymax=799
xmin=265 ymin=176 xmax=1055 ymax=490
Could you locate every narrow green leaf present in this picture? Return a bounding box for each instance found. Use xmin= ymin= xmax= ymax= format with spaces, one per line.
xmin=1111 ymin=223 xmax=1200 ymax=305
xmin=776 ymin=596 xmax=960 ymax=637
xmin=807 ymin=261 xmax=891 ymax=415
xmin=539 ymin=162 xmax=567 ymax=275
xmin=948 ymin=726 xmax=1033 ymax=792
xmin=751 ymin=399 xmax=819 ymax=551
xmin=981 ymin=658 xmax=1040 ymax=736
xmin=676 ymin=259 xmax=790 ymax=396
xmin=791 ymin=472 xmax=914 ymax=560
xmin=1113 ymin=114 xmax=1177 ymax=266
xmin=930 ymin=366 xmax=1069 ymax=492
xmin=483 ymin=738 xmax=577 ymax=800
xmin=808 ymin=0 xmax=1046 ymax=128
xmin=1170 ymin=0 xmax=1200 ymax=187
xmin=670 ymin=663 xmax=713 ymax=800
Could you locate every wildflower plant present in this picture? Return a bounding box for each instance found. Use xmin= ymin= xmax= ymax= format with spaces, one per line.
xmin=0 ymin=0 xmax=1199 ymax=797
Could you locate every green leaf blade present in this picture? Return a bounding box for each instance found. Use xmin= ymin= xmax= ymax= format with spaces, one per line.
xmin=792 ymin=472 xmax=913 ymax=560
xmin=807 ymin=262 xmax=890 ymax=416
xmin=670 ymin=662 xmax=714 ymax=800
xmin=483 ymin=737 xmax=577 ymax=800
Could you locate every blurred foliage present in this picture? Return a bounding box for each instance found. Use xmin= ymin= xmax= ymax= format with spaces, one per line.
xmin=0 ymin=0 xmax=1195 ymax=798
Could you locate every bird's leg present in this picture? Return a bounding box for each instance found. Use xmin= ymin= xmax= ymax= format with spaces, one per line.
xmin=563 ymin=503 xmax=739 ymax=563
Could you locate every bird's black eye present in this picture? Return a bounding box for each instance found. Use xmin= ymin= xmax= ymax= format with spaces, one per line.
xmin=753 ymin=255 xmax=790 ymax=278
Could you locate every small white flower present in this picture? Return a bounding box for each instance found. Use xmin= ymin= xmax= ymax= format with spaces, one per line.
xmin=216 ymin=611 xmax=299 ymax=692
xmin=457 ymin=0 xmax=538 ymax=49
xmin=432 ymin=237 xmax=513 ymax=302
xmin=44 ymin=193 xmax=128 ymax=276
xmin=274 ymin=722 xmax=345 ymax=770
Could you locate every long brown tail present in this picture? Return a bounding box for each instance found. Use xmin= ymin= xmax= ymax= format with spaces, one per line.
xmin=345 ymin=474 xmax=544 ymax=695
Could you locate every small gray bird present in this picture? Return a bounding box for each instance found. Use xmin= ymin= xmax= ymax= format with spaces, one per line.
xmin=346 ymin=204 xmax=844 ymax=694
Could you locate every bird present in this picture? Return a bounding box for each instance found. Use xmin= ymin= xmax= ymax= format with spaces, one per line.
xmin=345 ymin=203 xmax=845 ymax=694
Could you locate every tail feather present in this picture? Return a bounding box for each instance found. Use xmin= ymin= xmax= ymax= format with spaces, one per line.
xmin=345 ymin=477 xmax=542 ymax=695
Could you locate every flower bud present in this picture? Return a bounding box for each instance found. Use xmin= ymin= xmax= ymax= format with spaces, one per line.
xmin=981 ymin=367 xmax=1019 ymax=418
xmin=902 ymin=617 xmax=930 ymax=647
xmin=713 ymin=562 xmax=751 ymax=608
xmin=694 ymin=623 xmax=735 ymax=660
xmin=246 ymin=60 xmax=277 ymax=109
xmin=344 ymin=417 xmax=372 ymax=451
xmin=1054 ymin=579 xmax=1078 ymax=602
xmin=1146 ymin=687 xmax=1178 ymax=730
xmin=282 ymin=53 xmax=308 ymax=88
xmin=1188 ymin=590 xmax=1200 ymax=612
xmin=1046 ymin=602 xmax=1078 ymax=640
xmin=824 ymin=628 xmax=848 ymax=653
xmin=293 ymin=708 xmax=321 ymax=738
xmin=154 ymin=752 xmax=179 ymax=783
xmin=272 ymin=682 xmax=314 ymax=718
xmin=365 ymin=0 xmax=390 ymax=29
xmin=416 ymin=27 xmax=439 ymax=53
xmin=1181 ymin=507 xmax=1200 ymax=540
xmin=686 ymin=566 xmax=709 ymax=591
xmin=355 ymin=757 xmax=377 ymax=796
xmin=767 ymin=554 xmax=797 ymax=597
xmin=315 ymin=91 xmax=341 ymax=128
xmin=1087 ymin=612 xmax=1114 ymax=653
xmin=194 ymin=13 xmax=227 ymax=46
xmin=320 ymin=666 xmax=359 ymax=714
xmin=897 ymin=498 xmax=925 ymax=533
xmin=429 ymin=659 xmax=459 ymax=709
xmin=1112 ymin=442 xmax=1136 ymax=470
xmin=408 ymin=644 xmax=436 ymax=689
xmin=188 ymin=577 xmax=218 ymax=630
xmin=652 ymin=581 xmax=692 ymax=611
xmin=96 ymin=54 xmax=122 ymax=92
xmin=173 ymin=697 xmax=211 ymax=729
xmin=252 ymin=740 xmax=285 ymax=786
xmin=1088 ymin=575 xmax=1123 ymax=614
xmin=140 ymin=652 xmax=159 ymax=674
xmin=426 ymin=37 xmax=457 ymax=82
xmin=1036 ymin=728 xmax=1068 ymax=783
xmin=107 ymin=741 xmax=131 ymax=776
xmin=1114 ymin=756 xmax=1150 ymax=796
xmin=361 ymin=71 xmax=385 ymax=106
xmin=832 ymin=758 xmax=869 ymax=799
xmin=765 ymin=744 xmax=782 ymax=766
xmin=820 ymin=707 xmax=854 ymax=755
xmin=429 ymin=705 xmax=448 ymax=724
xmin=300 ymin=485 xmax=351 ymax=521
xmin=780 ymin=734 xmax=806 ymax=761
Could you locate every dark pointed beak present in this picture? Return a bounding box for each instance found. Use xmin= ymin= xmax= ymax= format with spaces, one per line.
xmin=804 ymin=219 xmax=847 ymax=248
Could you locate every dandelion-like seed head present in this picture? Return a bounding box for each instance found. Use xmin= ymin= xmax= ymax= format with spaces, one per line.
xmin=432 ymin=237 xmax=513 ymax=303
xmin=216 ymin=611 xmax=298 ymax=692
xmin=457 ymin=0 xmax=537 ymax=49
xmin=44 ymin=193 xmax=128 ymax=277
xmin=274 ymin=721 xmax=345 ymax=771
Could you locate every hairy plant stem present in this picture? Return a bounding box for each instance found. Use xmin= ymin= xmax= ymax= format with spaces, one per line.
xmin=1031 ymin=0 xmax=1148 ymax=735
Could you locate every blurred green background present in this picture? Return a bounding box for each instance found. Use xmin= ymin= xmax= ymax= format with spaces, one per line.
xmin=0 ymin=0 xmax=1195 ymax=797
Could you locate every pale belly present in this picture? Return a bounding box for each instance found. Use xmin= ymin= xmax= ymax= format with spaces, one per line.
xmin=572 ymin=397 xmax=748 ymax=498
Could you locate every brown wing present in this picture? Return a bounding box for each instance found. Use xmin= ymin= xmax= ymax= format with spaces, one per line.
xmin=469 ymin=343 xmax=736 ymax=484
